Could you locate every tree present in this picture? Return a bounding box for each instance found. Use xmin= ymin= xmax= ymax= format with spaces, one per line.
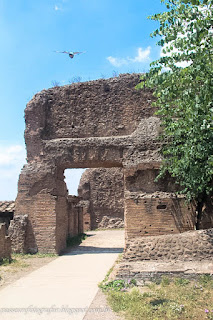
xmin=137 ymin=0 xmax=213 ymax=228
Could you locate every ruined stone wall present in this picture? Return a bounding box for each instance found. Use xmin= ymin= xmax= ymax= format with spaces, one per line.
xmin=78 ymin=168 xmax=124 ymax=229
xmin=23 ymin=74 xmax=159 ymax=169
xmin=15 ymin=73 xmax=207 ymax=255
xmin=25 ymin=74 xmax=156 ymax=162
xmin=16 ymin=74 xmax=161 ymax=253
xmin=0 ymin=223 xmax=11 ymax=260
xmin=124 ymin=228 xmax=213 ymax=261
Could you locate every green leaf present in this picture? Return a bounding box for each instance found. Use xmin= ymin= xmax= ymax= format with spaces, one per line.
xmin=137 ymin=0 xmax=213 ymax=202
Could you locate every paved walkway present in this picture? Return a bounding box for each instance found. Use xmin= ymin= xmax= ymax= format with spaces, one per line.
xmin=0 ymin=230 xmax=124 ymax=320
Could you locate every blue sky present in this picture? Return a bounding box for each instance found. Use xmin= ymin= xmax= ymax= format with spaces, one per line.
xmin=0 ymin=0 xmax=165 ymax=200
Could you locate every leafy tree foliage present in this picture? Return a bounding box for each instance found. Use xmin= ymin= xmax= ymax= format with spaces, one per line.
xmin=137 ymin=0 xmax=213 ymax=217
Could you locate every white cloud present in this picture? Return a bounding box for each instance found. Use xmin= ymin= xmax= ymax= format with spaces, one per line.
xmin=130 ymin=47 xmax=151 ymax=63
xmin=0 ymin=144 xmax=26 ymax=200
xmin=107 ymin=46 xmax=151 ymax=67
xmin=107 ymin=56 xmax=129 ymax=67
xmin=0 ymin=145 xmax=25 ymax=166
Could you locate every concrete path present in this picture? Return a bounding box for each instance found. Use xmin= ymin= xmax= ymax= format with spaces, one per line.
xmin=0 ymin=230 xmax=124 ymax=320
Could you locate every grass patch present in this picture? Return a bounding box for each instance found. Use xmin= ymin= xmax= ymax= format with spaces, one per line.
xmin=31 ymin=253 xmax=57 ymax=258
xmin=66 ymin=233 xmax=87 ymax=247
xmin=0 ymin=256 xmax=29 ymax=269
xmin=100 ymin=278 xmax=137 ymax=292
xmin=12 ymin=253 xmax=55 ymax=259
xmin=0 ymin=258 xmax=12 ymax=266
xmin=105 ymin=276 xmax=213 ymax=320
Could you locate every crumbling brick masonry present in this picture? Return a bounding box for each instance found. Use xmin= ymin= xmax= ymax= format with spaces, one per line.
xmin=14 ymin=73 xmax=213 ymax=258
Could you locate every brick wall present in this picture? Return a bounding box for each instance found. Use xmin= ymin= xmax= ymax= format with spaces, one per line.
xmin=125 ymin=196 xmax=196 ymax=240
xmin=124 ymin=166 xmax=197 ymax=243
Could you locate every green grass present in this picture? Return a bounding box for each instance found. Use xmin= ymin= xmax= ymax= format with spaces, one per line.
xmin=0 ymin=256 xmax=29 ymax=268
xmin=104 ymin=275 xmax=213 ymax=320
xmin=0 ymin=258 xmax=12 ymax=266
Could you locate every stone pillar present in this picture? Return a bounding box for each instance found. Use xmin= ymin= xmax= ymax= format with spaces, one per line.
xmin=0 ymin=223 xmax=11 ymax=260
xmin=67 ymin=196 xmax=84 ymax=237
xmin=8 ymin=215 xmax=28 ymax=253
xmin=81 ymin=201 xmax=91 ymax=231
xmin=15 ymin=162 xmax=68 ymax=254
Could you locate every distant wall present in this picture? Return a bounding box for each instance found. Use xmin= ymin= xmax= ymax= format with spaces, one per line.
xmin=78 ymin=168 xmax=124 ymax=229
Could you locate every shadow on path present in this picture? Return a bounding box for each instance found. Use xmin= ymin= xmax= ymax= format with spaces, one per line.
xmin=65 ymin=246 xmax=123 ymax=255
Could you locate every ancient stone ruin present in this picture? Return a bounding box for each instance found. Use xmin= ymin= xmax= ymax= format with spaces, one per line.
xmin=78 ymin=168 xmax=124 ymax=230
xmin=13 ymin=73 xmax=212 ymax=259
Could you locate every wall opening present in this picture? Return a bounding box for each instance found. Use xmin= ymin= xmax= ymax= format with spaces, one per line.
xmin=64 ymin=169 xmax=87 ymax=195
xmin=64 ymin=167 xmax=125 ymax=234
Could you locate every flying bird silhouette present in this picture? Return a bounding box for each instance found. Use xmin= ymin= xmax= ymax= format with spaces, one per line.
xmin=54 ymin=51 xmax=86 ymax=59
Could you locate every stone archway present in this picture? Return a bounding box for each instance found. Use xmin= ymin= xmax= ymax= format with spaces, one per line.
xmin=15 ymin=74 xmax=196 ymax=254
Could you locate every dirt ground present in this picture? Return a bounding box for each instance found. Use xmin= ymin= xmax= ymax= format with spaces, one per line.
xmin=0 ymin=254 xmax=57 ymax=290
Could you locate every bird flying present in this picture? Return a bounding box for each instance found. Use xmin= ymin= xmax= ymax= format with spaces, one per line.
xmin=54 ymin=51 xmax=86 ymax=59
